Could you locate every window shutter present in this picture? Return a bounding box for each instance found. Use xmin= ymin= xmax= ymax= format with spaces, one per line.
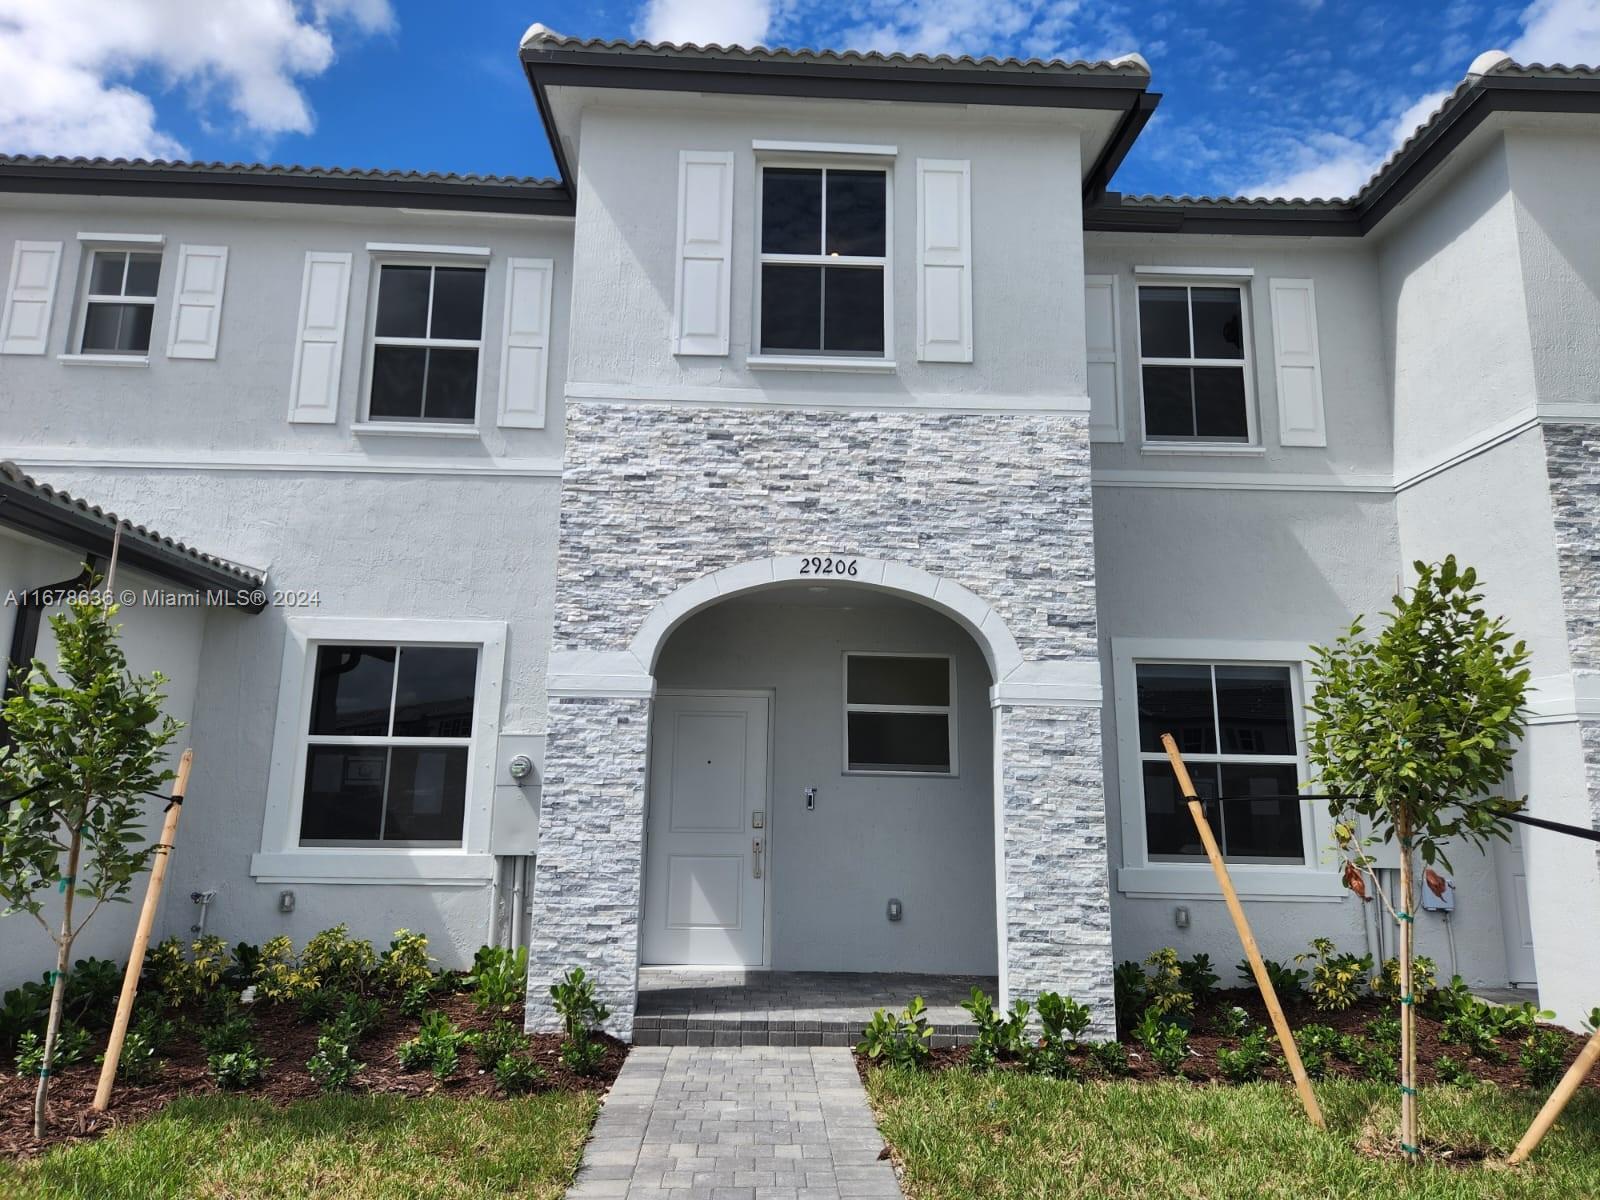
xmin=1084 ymin=274 xmax=1122 ymax=442
xmin=287 ymin=251 xmax=352 ymax=424
xmin=497 ymin=256 xmax=554 ymax=429
xmin=166 ymin=244 xmax=228 ymax=360
xmin=0 ymin=240 xmax=63 ymax=355
xmin=672 ymin=150 xmax=733 ymax=356
xmin=916 ymin=158 xmax=972 ymax=363
xmin=1269 ymin=277 xmax=1326 ymax=447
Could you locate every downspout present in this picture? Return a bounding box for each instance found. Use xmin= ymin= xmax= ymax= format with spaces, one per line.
xmin=1 ymin=559 xmax=97 ymax=761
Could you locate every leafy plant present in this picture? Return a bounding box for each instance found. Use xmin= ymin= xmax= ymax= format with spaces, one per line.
xmin=300 ymin=925 xmax=376 ymax=995
xmin=199 ymin=1009 xmax=255 ymax=1057
xmin=470 ymin=1019 xmax=528 ymax=1072
xmin=104 ymin=1025 xmax=162 ymax=1085
xmin=1296 ymin=938 xmax=1373 ymax=1013
xmin=468 ymin=945 xmax=529 ymax=1014
xmin=1213 ymin=1006 xmax=1251 ymax=1039
xmin=0 ymin=590 xmax=182 ymax=1137
xmin=398 ymin=1009 xmax=467 ymax=1079
xmin=1113 ymin=960 xmax=1148 ymax=1034
xmin=1520 ymin=1029 xmax=1568 ymax=1090
xmin=561 ymin=1036 xmax=608 ymax=1077
xmin=1142 ymin=948 xmax=1195 ymax=1021
xmin=1345 ymin=1035 xmax=1397 ymax=1082
xmin=1217 ymin=1030 xmax=1273 ymax=1083
xmin=62 ymin=956 xmax=122 ymax=1029
xmin=961 ymin=989 xmax=1028 ymax=1071
xmin=209 ymin=1046 xmax=269 ymax=1089
xmin=323 ymin=995 xmax=382 ymax=1045
xmin=1292 ymin=1023 xmax=1342 ymax=1081
xmin=0 ymin=980 xmax=49 ymax=1059
xmin=1178 ymin=954 xmax=1220 ymax=1007
xmin=16 ymin=1024 xmax=90 ymax=1078
xmin=1241 ymin=958 xmax=1306 ymax=1001
xmin=377 ymin=930 xmax=435 ymax=995
xmin=252 ymin=935 xmax=316 ymax=1005
xmin=1584 ymin=1006 xmax=1600 ymax=1035
xmin=1088 ymin=1039 xmax=1130 ymax=1077
xmin=1028 ymin=991 xmax=1091 ymax=1079
xmin=1374 ymin=955 xmax=1436 ymax=1002
xmin=296 ymin=985 xmax=349 ymax=1026
xmin=857 ymin=997 xmax=933 ymax=1069
xmin=400 ymin=978 xmax=439 ymax=1018
xmin=1309 ymin=555 xmax=1530 ymax=1161
xmin=494 ymin=1051 xmax=546 ymax=1095
xmin=550 ymin=966 xmax=610 ymax=1077
xmin=307 ymin=1033 xmax=365 ymax=1091
xmin=1133 ymin=1007 xmax=1189 ymax=1075
xmin=221 ymin=941 xmax=261 ymax=990
xmin=1366 ymin=1016 xmax=1401 ymax=1058
xmin=1435 ymin=1055 xmax=1475 ymax=1087
xmin=146 ymin=935 xmax=229 ymax=1006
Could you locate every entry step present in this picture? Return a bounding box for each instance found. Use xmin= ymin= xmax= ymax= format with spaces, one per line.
xmin=631 ymin=1013 xmax=980 ymax=1047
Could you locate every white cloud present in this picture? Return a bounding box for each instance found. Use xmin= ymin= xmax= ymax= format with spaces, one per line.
xmin=0 ymin=0 xmax=394 ymax=160
xmin=640 ymin=0 xmax=774 ymax=48
xmin=1508 ymin=0 xmax=1600 ymax=64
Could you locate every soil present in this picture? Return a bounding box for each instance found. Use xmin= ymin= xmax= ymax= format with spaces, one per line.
xmin=0 ymin=992 xmax=624 ymax=1161
xmin=856 ymin=988 xmax=1600 ymax=1092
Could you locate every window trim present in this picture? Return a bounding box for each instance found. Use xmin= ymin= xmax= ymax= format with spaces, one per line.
xmin=752 ymin=154 xmax=895 ymax=364
xmin=1134 ymin=276 xmax=1258 ymax=450
xmin=1111 ymin=637 xmax=1343 ymax=902
xmin=841 ymin=651 xmax=957 ymax=778
xmin=76 ymin=246 xmax=162 ymax=357
xmin=361 ymin=255 xmax=488 ymax=427
xmin=251 ymin=616 xmax=505 ymax=884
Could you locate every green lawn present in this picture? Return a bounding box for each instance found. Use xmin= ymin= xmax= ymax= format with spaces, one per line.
xmin=867 ymin=1069 xmax=1600 ymax=1200
xmin=0 ymin=1091 xmax=598 ymax=1200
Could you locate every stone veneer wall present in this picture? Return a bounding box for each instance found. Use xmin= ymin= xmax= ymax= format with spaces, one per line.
xmin=526 ymin=401 xmax=1110 ymax=1038
xmin=1541 ymin=422 xmax=1600 ymax=847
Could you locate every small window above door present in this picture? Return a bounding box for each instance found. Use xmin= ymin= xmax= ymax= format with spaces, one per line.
xmin=843 ymin=652 xmax=955 ymax=776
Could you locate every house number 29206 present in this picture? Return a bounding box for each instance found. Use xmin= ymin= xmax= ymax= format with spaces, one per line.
xmin=798 ymin=556 xmax=858 ymax=576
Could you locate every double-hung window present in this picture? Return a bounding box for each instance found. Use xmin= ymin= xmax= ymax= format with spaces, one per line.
xmin=758 ymin=165 xmax=889 ymax=358
xmin=80 ymin=249 xmax=161 ymax=355
xmin=1138 ymin=283 xmax=1252 ymax=442
xmin=1135 ymin=662 xmax=1304 ymax=863
xmin=368 ymin=263 xmax=485 ymax=422
xmin=844 ymin=653 xmax=954 ymax=775
xmin=299 ymin=643 xmax=478 ymax=847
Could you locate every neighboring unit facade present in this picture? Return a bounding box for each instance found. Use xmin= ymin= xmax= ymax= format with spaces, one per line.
xmin=1 ymin=32 xmax=1598 ymax=1035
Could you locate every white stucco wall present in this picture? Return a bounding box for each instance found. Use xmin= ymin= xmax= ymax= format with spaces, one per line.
xmin=654 ymin=591 xmax=997 ymax=974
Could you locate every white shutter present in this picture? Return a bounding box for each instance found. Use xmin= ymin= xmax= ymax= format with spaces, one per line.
xmin=1085 ymin=274 xmax=1122 ymax=442
xmin=0 ymin=240 xmax=63 ymax=355
xmin=166 ymin=244 xmax=228 ymax=359
xmin=287 ymin=251 xmax=352 ymax=424
xmin=497 ymin=256 xmax=554 ymax=429
xmin=916 ymin=158 xmax=972 ymax=363
xmin=1269 ymin=277 xmax=1326 ymax=447
xmin=672 ymin=150 xmax=733 ymax=356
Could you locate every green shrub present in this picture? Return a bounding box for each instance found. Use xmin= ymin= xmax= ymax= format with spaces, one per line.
xmin=1143 ymin=949 xmax=1195 ymax=1021
xmin=146 ymin=935 xmax=229 ymax=1006
xmin=551 ymin=967 xmax=611 ymax=1077
xmin=1373 ymin=955 xmax=1436 ymax=1002
xmin=471 ymin=1019 xmax=528 ymax=1072
xmin=1585 ymin=1006 xmax=1600 ymax=1034
xmin=1178 ymin=954 xmax=1220 ymax=1006
xmin=468 ymin=945 xmax=529 ymax=1014
xmin=63 ymin=956 xmax=123 ymax=1029
xmin=300 ymin=925 xmax=376 ymax=994
xmin=1345 ymin=1034 xmax=1396 ymax=1081
xmin=208 ymin=1046 xmax=269 ymax=1089
xmin=15 ymin=1025 xmax=90 ymax=1077
xmin=1292 ymin=1023 xmax=1341 ymax=1081
xmin=251 ymin=935 xmax=316 ymax=1005
xmin=857 ymin=997 xmax=933 ymax=1070
xmin=104 ymin=1025 xmax=162 ymax=1085
xmin=377 ymin=930 xmax=435 ymax=995
xmin=221 ymin=941 xmax=262 ymax=990
xmin=1295 ymin=938 xmax=1373 ymax=1012
xmin=1435 ymin=1054 xmax=1475 ymax=1086
xmin=398 ymin=1010 xmax=467 ymax=1079
xmin=307 ymin=1033 xmax=365 ymax=1091
xmin=1133 ymin=1007 xmax=1189 ymax=1075
xmin=400 ymin=978 xmax=438 ymax=1018
xmin=961 ymin=988 xmax=1028 ymax=1070
xmin=1242 ymin=957 xmax=1307 ymax=1001
xmin=1521 ymin=1029 xmax=1569 ymax=1089
xmin=1217 ymin=1030 xmax=1272 ymax=1083
xmin=0 ymin=980 xmax=50 ymax=1058
xmin=1113 ymin=961 xmax=1148 ymax=1034
xmin=199 ymin=1008 xmax=255 ymax=1057
xmin=494 ymin=1051 xmax=546 ymax=1095
xmin=1213 ymin=1005 xmax=1251 ymax=1039
xmin=1088 ymin=1039 xmax=1130 ymax=1077
xmin=1028 ymin=991 xmax=1092 ymax=1079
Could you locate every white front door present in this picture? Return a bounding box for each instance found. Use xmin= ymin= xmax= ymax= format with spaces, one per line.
xmin=641 ymin=693 xmax=769 ymax=967
xmin=1494 ymin=822 xmax=1537 ymax=985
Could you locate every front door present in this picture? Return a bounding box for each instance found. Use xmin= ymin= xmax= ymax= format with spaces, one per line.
xmin=1494 ymin=822 xmax=1537 ymax=985
xmin=641 ymin=693 xmax=769 ymax=966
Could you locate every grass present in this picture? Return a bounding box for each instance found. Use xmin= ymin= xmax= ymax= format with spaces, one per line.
xmin=0 ymin=1091 xmax=599 ymax=1200
xmin=867 ymin=1069 xmax=1600 ymax=1199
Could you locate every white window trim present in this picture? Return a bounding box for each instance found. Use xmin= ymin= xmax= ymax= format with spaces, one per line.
xmin=1135 ymin=275 xmax=1259 ymax=452
xmin=76 ymin=246 xmax=161 ymax=357
xmin=842 ymin=651 xmax=958 ymax=778
xmin=752 ymin=155 xmax=895 ymax=366
xmin=76 ymin=232 xmax=165 ymax=245
xmin=361 ymin=255 xmax=488 ymax=428
xmin=251 ymin=616 xmax=506 ymax=885
xmin=1111 ymin=637 xmax=1343 ymax=902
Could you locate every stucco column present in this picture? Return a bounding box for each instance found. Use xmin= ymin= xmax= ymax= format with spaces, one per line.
xmin=996 ymin=702 xmax=1115 ymax=1036
xmin=524 ymin=695 xmax=651 ymax=1038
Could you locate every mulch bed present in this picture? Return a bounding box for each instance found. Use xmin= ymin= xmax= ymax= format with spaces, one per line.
xmin=1 ymin=992 xmax=624 ymax=1160
xmin=858 ymin=988 xmax=1600 ymax=1091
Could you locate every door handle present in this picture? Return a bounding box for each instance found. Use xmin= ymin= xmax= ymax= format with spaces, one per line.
xmin=752 ymin=838 xmax=763 ymax=879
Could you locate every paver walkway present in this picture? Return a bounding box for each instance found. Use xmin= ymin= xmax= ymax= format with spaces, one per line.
xmin=566 ymin=1045 xmax=903 ymax=1199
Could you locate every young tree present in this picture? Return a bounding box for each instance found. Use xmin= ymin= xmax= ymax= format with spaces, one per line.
xmin=0 ymin=589 xmax=180 ymax=1138
xmin=1307 ymin=556 xmax=1529 ymax=1162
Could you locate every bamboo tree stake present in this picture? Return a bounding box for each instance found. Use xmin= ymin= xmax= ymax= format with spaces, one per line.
xmin=1396 ymin=815 xmax=1420 ymax=1161
xmin=1162 ymin=734 xmax=1325 ymax=1129
xmin=1507 ymin=1027 xmax=1600 ymax=1165
xmin=91 ymin=749 xmax=193 ymax=1112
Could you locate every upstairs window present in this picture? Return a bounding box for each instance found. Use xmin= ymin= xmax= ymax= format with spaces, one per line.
xmin=1135 ymin=662 xmax=1304 ymax=864
xmin=758 ymin=165 xmax=888 ymax=358
xmin=80 ymin=249 xmax=161 ymax=355
xmin=299 ymin=643 xmax=479 ymax=847
xmin=368 ymin=263 xmax=485 ymax=422
xmin=1138 ymin=283 xmax=1252 ymax=442
xmin=844 ymin=653 xmax=954 ymax=775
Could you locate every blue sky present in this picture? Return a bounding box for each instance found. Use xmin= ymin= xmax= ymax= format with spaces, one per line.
xmin=2 ymin=1 xmax=1597 ymax=199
